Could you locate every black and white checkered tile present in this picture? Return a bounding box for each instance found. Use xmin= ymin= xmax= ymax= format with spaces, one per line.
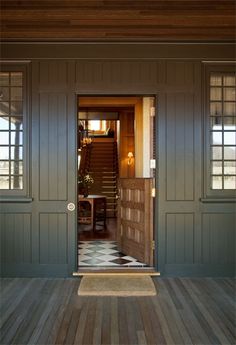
xmin=78 ymin=241 xmax=147 ymax=267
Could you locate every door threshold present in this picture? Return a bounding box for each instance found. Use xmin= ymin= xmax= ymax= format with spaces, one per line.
xmin=73 ymin=267 xmax=160 ymax=276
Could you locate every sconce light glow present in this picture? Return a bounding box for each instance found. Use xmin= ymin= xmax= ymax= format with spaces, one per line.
xmin=127 ymin=151 xmax=134 ymax=165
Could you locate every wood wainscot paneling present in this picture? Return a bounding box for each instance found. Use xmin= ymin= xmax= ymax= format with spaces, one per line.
xmin=39 ymin=213 xmax=68 ymax=265
xmin=39 ymin=93 xmax=68 ymax=201
xmin=0 ymin=51 xmax=235 ymax=277
xmin=0 ymin=213 xmax=32 ymax=264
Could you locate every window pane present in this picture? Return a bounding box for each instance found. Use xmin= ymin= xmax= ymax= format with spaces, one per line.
xmin=210 ymin=87 xmax=222 ymax=101
xmin=10 ymin=176 xmax=23 ymax=189
xmin=224 ymin=102 xmax=236 ymax=116
xmin=212 ymin=146 xmax=222 ymax=160
xmin=224 ymin=176 xmax=236 ymax=189
xmin=11 ymin=146 xmax=23 ymax=160
xmin=11 ymin=87 xmax=22 ymax=101
xmin=211 ymin=131 xmax=222 ymax=145
xmin=211 ymin=161 xmax=222 ymax=174
xmin=224 ymin=161 xmax=236 ymax=175
xmin=0 ymin=176 xmax=9 ymax=189
xmin=223 ymin=75 xmax=236 ymax=86
xmin=0 ymin=117 xmax=10 ymax=130
xmin=0 ymin=161 xmax=9 ymax=174
xmin=0 ymin=87 xmax=9 ymax=101
xmin=210 ymin=117 xmax=222 ymax=129
xmin=210 ymin=102 xmax=222 ymax=116
xmin=210 ymin=75 xmax=222 ymax=86
xmin=11 ymin=131 xmax=23 ymax=145
xmin=10 ymin=101 xmax=23 ymax=115
xmin=0 ymin=70 xmax=25 ymax=191
xmin=224 ymin=117 xmax=236 ymax=129
xmin=224 ymin=132 xmax=236 ymax=145
xmin=212 ymin=176 xmax=222 ymax=189
xmin=0 ymin=147 xmax=9 ymax=159
xmin=0 ymin=132 xmax=9 ymax=145
xmin=0 ymin=73 xmax=9 ymax=86
xmin=11 ymin=161 xmax=23 ymax=174
xmin=224 ymin=88 xmax=236 ymax=101
xmin=0 ymin=102 xmax=9 ymax=116
xmin=11 ymin=72 xmax=23 ymax=86
xmin=10 ymin=117 xmax=23 ymax=130
xmin=224 ymin=146 xmax=236 ymax=160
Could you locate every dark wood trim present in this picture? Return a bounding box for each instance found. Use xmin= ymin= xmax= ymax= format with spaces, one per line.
xmin=1 ymin=42 xmax=235 ymax=60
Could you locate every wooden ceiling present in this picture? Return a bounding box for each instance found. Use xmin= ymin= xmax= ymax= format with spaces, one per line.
xmin=1 ymin=0 xmax=235 ymax=41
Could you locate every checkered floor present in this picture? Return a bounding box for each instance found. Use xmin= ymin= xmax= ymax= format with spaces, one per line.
xmin=78 ymin=241 xmax=147 ymax=267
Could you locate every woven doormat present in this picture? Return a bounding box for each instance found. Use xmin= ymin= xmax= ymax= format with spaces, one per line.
xmin=78 ymin=275 xmax=157 ymax=296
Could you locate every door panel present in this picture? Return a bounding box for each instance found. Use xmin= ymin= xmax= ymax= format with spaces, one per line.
xmin=39 ymin=93 xmax=68 ymax=201
xmin=117 ymin=178 xmax=153 ymax=266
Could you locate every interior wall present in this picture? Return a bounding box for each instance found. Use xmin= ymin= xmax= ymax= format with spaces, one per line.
xmin=119 ymin=109 xmax=135 ymax=178
xmin=0 ymin=43 xmax=235 ymax=277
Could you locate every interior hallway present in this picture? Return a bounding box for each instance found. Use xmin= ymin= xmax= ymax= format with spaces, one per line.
xmin=78 ymin=218 xmax=117 ymax=241
xmin=78 ymin=219 xmax=148 ymax=267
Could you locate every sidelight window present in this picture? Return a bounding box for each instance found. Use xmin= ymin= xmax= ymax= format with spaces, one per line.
xmin=0 ymin=68 xmax=27 ymax=193
xmin=207 ymin=68 xmax=236 ymax=194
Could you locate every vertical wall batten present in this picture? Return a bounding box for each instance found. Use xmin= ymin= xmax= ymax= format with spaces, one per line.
xmin=39 ymin=93 xmax=67 ymax=201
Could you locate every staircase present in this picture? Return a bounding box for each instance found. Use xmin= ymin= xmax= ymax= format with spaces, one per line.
xmin=88 ymin=139 xmax=118 ymax=217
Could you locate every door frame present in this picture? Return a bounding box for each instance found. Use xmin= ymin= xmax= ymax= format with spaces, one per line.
xmin=74 ymin=92 xmax=159 ymax=273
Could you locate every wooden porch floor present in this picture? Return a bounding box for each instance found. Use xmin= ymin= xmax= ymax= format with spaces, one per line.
xmin=0 ymin=278 xmax=235 ymax=345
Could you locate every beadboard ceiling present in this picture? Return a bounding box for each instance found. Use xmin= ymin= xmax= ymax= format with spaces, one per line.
xmin=1 ymin=0 xmax=235 ymax=41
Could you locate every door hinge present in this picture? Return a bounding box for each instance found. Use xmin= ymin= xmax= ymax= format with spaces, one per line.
xmin=151 ymin=188 xmax=156 ymax=198
xmin=151 ymin=240 xmax=156 ymax=250
xmin=150 ymin=159 xmax=156 ymax=169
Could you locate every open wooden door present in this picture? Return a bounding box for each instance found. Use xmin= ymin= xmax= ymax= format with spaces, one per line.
xmin=117 ymin=178 xmax=154 ymax=266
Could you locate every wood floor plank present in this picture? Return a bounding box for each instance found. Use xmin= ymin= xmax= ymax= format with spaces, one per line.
xmin=181 ymin=278 xmax=230 ymax=345
xmin=54 ymin=281 xmax=81 ymax=345
xmin=11 ymin=280 xmax=58 ymax=345
xmin=118 ymin=297 xmax=129 ymax=345
xmin=35 ymin=279 xmax=70 ymax=344
xmin=83 ymin=297 xmax=98 ymax=345
xmin=0 ymin=278 xmax=31 ymax=315
xmin=28 ymin=279 xmax=64 ymax=344
xmin=0 ymin=279 xmax=48 ymax=345
xmin=200 ymin=279 xmax=235 ymax=322
xmin=151 ymin=295 xmax=176 ymax=345
xmin=124 ymin=297 xmax=138 ymax=345
xmin=185 ymin=279 xmax=236 ymax=344
xmin=101 ymin=297 xmax=111 ymax=345
xmin=73 ymin=296 xmax=90 ymax=344
xmin=0 ymin=277 xmax=235 ymax=345
xmin=110 ymin=297 xmax=119 ymax=345
xmin=46 ymin=279 xmax=77 ymax=345
xmin=156 ymin=279 xmax=189 ymax=345
xmin=161 ymin=278 xmax=208 ymax=345
xmin=173 ymin=278 xmax=221 ymax=345
xmin=137 ymin=330 xmax=148 ymax=345
xmin=92 ymin=298 xmax=103 ymax=345
xmin=138 ymin=297 xmax=157 ymax=345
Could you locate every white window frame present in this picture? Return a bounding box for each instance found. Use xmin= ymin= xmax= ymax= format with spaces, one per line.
xmin=0 ymin=63 xmax=30 ymax=198
xmin=203 ymin=63 xmax=236 ymax=200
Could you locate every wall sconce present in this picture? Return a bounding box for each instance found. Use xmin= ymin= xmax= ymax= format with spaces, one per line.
xmin=81 ymin=137 xmax=92 ymax=147
xmin=127 ymin=152 xmax=134 ymax=165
